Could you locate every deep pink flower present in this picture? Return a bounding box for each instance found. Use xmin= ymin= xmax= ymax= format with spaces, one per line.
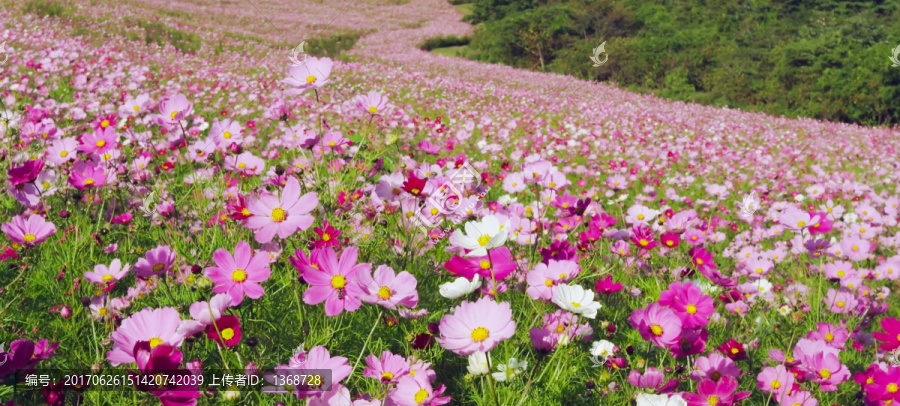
xmin=7 ymin=159 xmax=44 ymax=186
xmin=67 ymin=161 xmax=108 ymax=190
xmin=594 ymin=274 xmax=623 ymax=294
xmin=388 ymin=373 xmax=452 ymax=405
xmin=287 ymin=345 xmax=352 ymax=399
xmin=77 ymin=127 xmax=117 ymax=154
xmin=683 ymin=376 xmax=750 ymax=406
xmin=204 ymin=241 xmax=272 ymax=306
xmin=203 ymin=315 xmax=242 ymax=348
xmin=875 ymin=317 xmax=900 ymax=351
xmin=2 ymin=214 xmax=56 ymax=246
xmin=659 ymin=281 xmax=714 ymax=328
xmin=443 ymin=247 xmax=517 ymax=281
xmin=84 ymin=258 xmax=131 ymax=284
xmin=631 ymin=225 xmax=659 ymax=250
xmin=629 ymin=303 xmax=683 ymax=348
xmin=436 ymin=297 xmax=516 ymax=356
xmin=245 ymin=176 xmax=318 ymax=244
xmin=757 ymin=365 xmax=794 ymax=398
xmin=131 ymin=341 xmax=201 ymax=406
xmin=301 ymin=246 xmax=368 ymax=316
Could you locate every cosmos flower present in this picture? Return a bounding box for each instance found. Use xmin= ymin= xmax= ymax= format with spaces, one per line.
xmin=301 ymin=246 xmax=368 ymax=316
xmin=436 ymin=297 xmax=516 ymax=356
xmin=204 ymin=241 xmax=272 ymax=306
xmin=450 ymin=215 xmax=508 ymax=257
xmin=629 ymin=303 xmax=683 ymax=348
xmin=353 ymin=91 xmax=390 ymax=116
xmin=245 ymin=176 xmax=318 ymax=244
xmin=107 ymin=307 xmax=187 ymax=366
xmin=1 ymin=214 xmax=56 ymax=246
xmin=133 ymin=245 xmax=176 ymax=278
xmin=552 ymin=283 xmax=602 ymax=319
xmin=84 ymin=258 xmax=131 ymax=284
xmin=284 ymin=56 xmax=333 ymax=94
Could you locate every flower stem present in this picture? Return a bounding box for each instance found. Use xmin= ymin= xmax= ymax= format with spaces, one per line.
xmin=486 ymin=353 xmax=501 ymax=406
xmin=351 ymin=309 xmax=381 ymax=378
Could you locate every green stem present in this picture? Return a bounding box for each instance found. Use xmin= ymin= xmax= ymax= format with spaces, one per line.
xmin=486 ymin=353 xmax=501 ymax=406
xmin=350 ymin=310 xmax=382 ymax=377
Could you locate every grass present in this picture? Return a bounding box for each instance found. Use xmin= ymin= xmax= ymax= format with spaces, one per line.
xmin=23 ymin=0 xmax=71 ymax=17
xmin=454 ymin=3 xmax=474 ymax=17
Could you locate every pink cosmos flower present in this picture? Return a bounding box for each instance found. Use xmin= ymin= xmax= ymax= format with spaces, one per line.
xmin=134 ymin=245 xmax=176 ymax=278
xmin=119 ymin=94 xmax=150 ymax=116
xmin=757 ymin=365 xmax=794 ymax=398
xmin=387 ymin=372 xmax=452 ymax=406
xmin=364 ymin=350 xmax=411 ymax=384
xmin=107 ymin=307 xmax=187 ymax=366
xmin=629 ymin=303 xmax=683 ymax=348
xmin=84 ymin=259 xmax=131 ymax=284
xmin=867 ymin=365 xmax=900 ymax=404
xmin=156 ymin=94 xmax=193 ymax=127
xmin=356 ymin=265 xmax=419 ymax=310
xmin=224 ymin=151 xmax=266 ymax=176
xmin=301 ymin=246 xmax=369 ymax=316
xmin=287 ymin=345 xmax=352 ymax=399
xmin=659 ymin=281 xmax=714 ymax=328
xmin=284 ymin=56 xmax=333 ymax=94
xmin=245 ymin=176 xmax=318 ymax=243
xmin=7 ymin=159 xmax=44 ymax=186
xmin=778 ymin=390 xmax=818 ymax=406
xmin=436 ymin=297 xmax=516 ymax=356
xmin=682 ymin=376 xmax=750 ymax=406
xmin=77 ymin=127 xmax=117 ymax=155
xmin=46 ymin=137 xmax=77 ymax=166
xmin=131 ymin=341 xmax=201 ymax=406
xmin=204 ymin=241 xmax=272 ymax=306
xmin=444 ymin=247 xmax=517 ymax=281
xmin=354 ymin=91 xmax=389 ymax=116
xmin=67 ymin=161 xmax=108 ymax=190
xmin=177 ymin=293 xmax=233 ymax=336
xmin=209 ymin=118 xmax=243 ymax=148
xmin=1 ymin=214 xmax=56 ymax=246
xmin=825 ymin=288 xmax=857 ymax=314
xmin=690 ymin=353 xmax=742 ymax=382
xmin=874 ymin=317 xmax=900 ymax=351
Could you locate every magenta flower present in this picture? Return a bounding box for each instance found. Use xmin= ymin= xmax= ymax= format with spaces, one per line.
xmin=284 ymin=56 xmax=333 ymax=94
xmin=107 ymin=307 xmax=187 ymax=366
xmin=7 ymin=159 xmax=44 ymax=186
xmin=629 ymin=303 xmax=683 ymax=348
xmin=867 ymin=365 xmax=900 ymax=403
xmin=84 ymin=259 xmax=131 ymax=284
xmin=134 ymin=245 xmax=176 ymax=278
xmin=436 ymin=297 xmax=516 ymax=356
xmin=631 ymin=225 xmax=659 ymax=250
xmin=301 ymin=246 xmax=369 ymax=316
xmin=77 ymin=127 xmax=117 ymax=154
xmin=1 ymin=214 xmax=56 ymax=246
xmin=204 ymin=241 xmax=272 ymax=306
xmin=659 ymin=281 xmax=714 ymax=328
xmin=67 ymin=161 xmax=108 ymax=190
xmin=131 ymin=341 xmax=201 ymax=406
xmin=245 ymin=176 xmax=318 ymax=243
xmin=356 ymin=265 xmax=419 ymax=310
xmin=682 ymin=376 xmax=750 ymax=406
xmin=875 ymin=317 xmax=900 ymax=351
xmin=690 ymin=353 xmax=742 ymax=382
xmin=388 ymin=373 xmax=452 ymax=406
xmin=363 ymin=350 xmax=411 ymax=384
xmin=177 ymin=293 xmax=233 ymax=337
xmin=444 ymin=247 xmax=517 ymax=281
xmin=628 ymin=367 xmax=679 ymax=393
xmin=354 ymin=91 xmax=389 ymax=116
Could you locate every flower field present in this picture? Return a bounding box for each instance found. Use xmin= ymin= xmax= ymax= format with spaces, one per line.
xmin=2 ymin=0 xmax=900 ymax=405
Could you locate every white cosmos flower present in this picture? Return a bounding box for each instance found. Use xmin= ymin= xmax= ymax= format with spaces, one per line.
xmin=491 ymin=358 xmax=527 ymax=382
xmin=439 ymin=275 xmax=481 ymax=299
xmin=635 ymin=393 xmax=687 ymax=406
xmin=590 ymin=340 xmax=615 ymax=359
xmin=551 ymin=283 xmax=602 ymax=319
xmin=450 ymin=215 xmax=508 ymax=257
xmin=843 ymin=212 xmax=859 ymax=224
xmin=467 ymin=351 xmax=491 ymax=375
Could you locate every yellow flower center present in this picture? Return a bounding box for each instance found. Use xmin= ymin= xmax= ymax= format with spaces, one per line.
xmin=824 ymin=332 xmax=834 ymax=342
xmin=480 ymin=260 xmax=491 ymax=270
xmin=241 ymin=208 xmax=250 ymax=216
xmin=232 ymin=269 xmax=247 ymax=282
xmin=836 ymin=301 xmax=845 ymax=307
xmin=101 ymin=120 xmax=110 ymax=128
xmin=237 ymin=162 xmax=247 ymax=169
xmin=331 ymin=275 xmax=346 ymax=289
xmin=378 ymin=286 xmax=392 ymax=299
xmin=23 ymin=234 xmax=37 ymax=242
xmin=797 ymin=221 xmax=805 ymax=227
xmin=889 ymin=383 xmax=899 ymax=393
xmin=819 ymin=369 xmax=831 ymax=379
xmin=133 ymin=105 xmax=140 ymax=112
xmin=271 ymin=207 xmax=286 ymax=222
xmin=60 ymin=150 xmax=68 ymax=157
xmin=686 ymin=304 xmax=697 ymax=314
xmin=556 ymin=324 xmax=565 ymax=333
xmin=101 ymin=274 xmax=114 ymax=282
xmin=836 ymin=270 xmax=845 ymax=277
xmin=368 ymin=106 xmax=378 ymax=114
xmin=650 ymin=324 xmax=663 ymax=336
xmin=471 ymin=327 xmax=489 ymax=342
xmin=223 ymin=131 xmax=232 ymax=139
xmin=221 ymin=328 xmax=235 ymax=340
xmin=149 ymin=337 xmax=164 ymax=348
xmin=544 ymin=279 xmax=553 ymax=287
xmin=637 ymin=214 xmax=645 ymax=220
xmin=477 ymin=234 xmax=491 ymax=246
xmin=707 ymin=395 xmax=719 ymax=405
xmin=152 ymin=263 xmax=165 ymax=272
xmin=770 ymin=380 xmax=781 ymax=389
xmin=96 ymin=140 xmax=106 ymax=148
xmin=696 ymin=258 xmax=704 ymax=265
xmin=639 ymin=239 xmax=649 ymax=246
xmin=322 ymin=233 xmax=331 ymax=241
xmin=98 ymin=307 xmax=108 ymax=316
xmin=414 ymin=388 xmax=429 ymax=403
xmin=571 ymin=301 xmax=581 ymax=308
xmin=306 ymin=75 xmax=316 ymax=83
xmin=170 ymin=111 xmax=178 ymax=120
xmin=381 ymin=372 xmax=394 ymax=381
xmin=666 ymin=241 xmax=673 ymax=246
